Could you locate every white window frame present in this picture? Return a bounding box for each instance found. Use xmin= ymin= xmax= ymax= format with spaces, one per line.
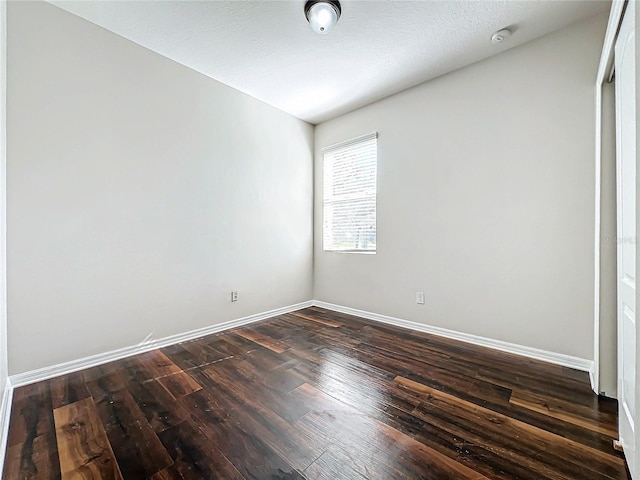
xmin=322 ymin=132 xmax=378 ymax=253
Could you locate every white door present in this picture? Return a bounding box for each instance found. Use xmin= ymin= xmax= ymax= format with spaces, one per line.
xmin=615 ymin=1 xmax=637 ymax=477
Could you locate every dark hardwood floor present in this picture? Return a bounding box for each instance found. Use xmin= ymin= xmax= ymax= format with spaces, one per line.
xmin=2 ymin=306 xmax=630 ymax=479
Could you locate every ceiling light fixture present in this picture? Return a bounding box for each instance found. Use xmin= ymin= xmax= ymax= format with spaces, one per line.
xmin=305 ymin=0 xmax=341 ymax=35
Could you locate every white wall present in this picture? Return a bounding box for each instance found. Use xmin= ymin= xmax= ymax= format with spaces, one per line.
xmin=598 ymin=80 xmax=617 ymax=396
xmin=314 ymin=13 xmax=607 ymax=360
xmin=0 ymin=0 xmax=6 ymax=391
xmin=634 ymin=2 xmax=640 ymax=475
xmin=7 ymin=1 xmax=313 ymax=374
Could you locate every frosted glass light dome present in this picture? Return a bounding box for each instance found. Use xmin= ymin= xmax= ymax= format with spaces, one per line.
xmin=305 ymin=1 xmax=341 ymax=34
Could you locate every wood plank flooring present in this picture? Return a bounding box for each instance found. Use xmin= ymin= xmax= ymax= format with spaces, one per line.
xmin=2 ymin=306 xmax=630 ymax=479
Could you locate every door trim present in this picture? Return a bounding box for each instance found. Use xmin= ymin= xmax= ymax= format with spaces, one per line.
xmin=594 ymin=0 xmax=627 ymax=394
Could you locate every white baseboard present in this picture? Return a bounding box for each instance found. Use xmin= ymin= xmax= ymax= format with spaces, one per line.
xmin=9 ymin=300 xmax=313 ymax=388
xmin=8 ymin=298 xmax=594 ymax=390
xmin=589 ymin=364 xmax=597 ymax=394
xmin=0 ymin=299 xmax=598 ymax=475
xmin=0 ymin=377 xmax=13 ymax=478
xmin=313 ymin=301 xmax=594 ymax=373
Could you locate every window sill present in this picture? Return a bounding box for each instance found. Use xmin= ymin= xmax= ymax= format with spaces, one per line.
xmin=323 ymin=250 xmax=376 ymax=255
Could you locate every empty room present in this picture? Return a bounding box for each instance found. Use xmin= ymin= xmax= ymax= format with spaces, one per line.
xmin=0 ymin=0 xmax=638 ymax=478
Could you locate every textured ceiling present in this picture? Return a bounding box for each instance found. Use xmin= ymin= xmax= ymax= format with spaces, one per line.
xmin=48 ymin=0 xmax=610 ymax=124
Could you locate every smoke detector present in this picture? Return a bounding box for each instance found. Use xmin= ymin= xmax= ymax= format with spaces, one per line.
xmin=491 ymin=28 xmax=512 ymax=44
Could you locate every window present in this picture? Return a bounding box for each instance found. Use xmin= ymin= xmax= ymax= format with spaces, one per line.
xmin=323 ymin=132 xmax=377 ymax=252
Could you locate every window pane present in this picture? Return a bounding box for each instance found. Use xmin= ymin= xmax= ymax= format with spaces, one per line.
xmin=323 ymin=134 xmax=377 ymax=252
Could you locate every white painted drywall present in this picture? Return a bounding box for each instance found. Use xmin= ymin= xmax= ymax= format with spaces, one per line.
xmin=314 ymin=13 xmax=607 ymax=360
xmin=47 ymin=1 xmax=609 ymax=125
xmin=598 ymin=81 xmax=617 ymax=396
xmin=0 ymin=0 xmax=6 ymax=393
xmin=635 ymin=2 xmax=640 ymax=473
xmin=7 ymin=1 xmax=313 ymax=374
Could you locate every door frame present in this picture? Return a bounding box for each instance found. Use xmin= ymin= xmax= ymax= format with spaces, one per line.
xmin=594 ymin=0 xmax=627 ymax=396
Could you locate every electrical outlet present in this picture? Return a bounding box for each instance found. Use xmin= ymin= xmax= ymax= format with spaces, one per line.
xmin=416 ymin=291 xmax=425 ymax=304
xmin=231 ymin=291 xmax=238 ymax=302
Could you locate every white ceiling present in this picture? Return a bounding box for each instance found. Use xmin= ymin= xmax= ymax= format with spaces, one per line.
xmin=48 ymin=0 xmax=610 ymax=124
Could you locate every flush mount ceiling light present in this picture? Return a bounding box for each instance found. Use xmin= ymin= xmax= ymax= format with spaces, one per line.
xmin=304 ymin=0 xmax=341 ymax=34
